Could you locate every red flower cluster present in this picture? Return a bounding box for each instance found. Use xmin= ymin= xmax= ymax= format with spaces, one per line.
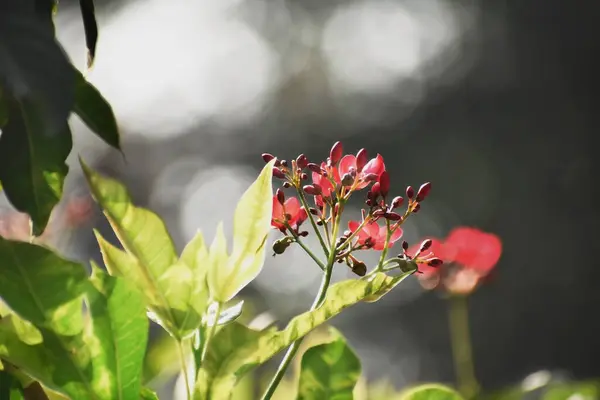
xmin=408 ymin=227 xmax=502 ymax=294
xmin=264 ymin=141 xmax=437 ymax=276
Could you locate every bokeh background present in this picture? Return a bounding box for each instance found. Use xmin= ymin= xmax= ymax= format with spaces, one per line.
xmin=2 ymin=0 xmax=598 ymax=398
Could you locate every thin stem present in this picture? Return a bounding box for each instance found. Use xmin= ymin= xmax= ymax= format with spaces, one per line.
xmin=297 ymin=189 xmax=330 ymax=256
xmin=285 ymin=222 xmax=325 ymax=271
xmin=260 ymin=202 xmax=343 ymax=400
xmin=335 ymin=215 xmax=372 ymax=253
xmin=376 ymin=219 xmax=392 ymax=271
xmin=448 ymin=295 xmax=480 ymax=399
xmin=176 ymin=339 xmax=191 ymax=400
xmin=200 ymin=302 xmax=222 ymax=361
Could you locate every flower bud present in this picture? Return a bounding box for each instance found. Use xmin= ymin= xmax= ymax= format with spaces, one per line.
xmin=427 ymin=258 xmax=443 ymax=267
xmin=273 ymin=168 xmax=286 ymax=179
xmin=330 ymin=141 xmax=343 ymax=164
xmin=296 ymin=154 xmax=308 ymax=169
xmin=276 ymin=189 xmax=285 ymax=205
xmin=283 ymin=181 xmax=291 ymax=188
xmin=356 ymin=148 xmax=368 ymax=171
xmin=341 ymin=173 xmax=355 ymax=186
xmin=309 ymin=207 xmax=319 ymax=215
xmin=280 ymin=160 xmax=288 ymax=167
xmin=299 ymin=231 xmax=309 ymax=237
xmin=272 ymin=237 xmax=293 ymax=255
xmin=406 ymin=185 xmax=414 ymax=199
xmin=412 ymin=203 xmax=421 ymax=213
xmin=303 ymin=184 xmax=322 ymax=196
xmin=379 ymin=171 xmax=390 ymax=197
xmin=373 ymin=209 xmax=385 ymax=218
xmin=419 ymin=239 xmax=432 ymax=253
xmin=351 ymin=261 xmax=367 ymax=277
xmin=300 ymin=173 xmax=308 ymax=180
xmin=416 ymin=182 xmax=431 ymax=202
xmin=402 ymin=240 xmax=409 ymax=251
xmin=384 ymin=212 xmax=402 ymax=221
xmin=391 ymin=196 xmax=404 ymax=209
xmin=262 ymin=153 xmax=275 ymax=163
xmin=371 ymin=182 xmax=381 ymax=197
xmin=307 ymin=163 xmax=321 ymax=173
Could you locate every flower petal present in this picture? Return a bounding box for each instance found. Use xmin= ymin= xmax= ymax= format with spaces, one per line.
xmin=338 ymin=155 xmax=356 ymax=177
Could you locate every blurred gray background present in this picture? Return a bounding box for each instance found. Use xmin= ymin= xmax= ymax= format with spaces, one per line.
xmin=7 ymin=0 xmax=598 ymax=397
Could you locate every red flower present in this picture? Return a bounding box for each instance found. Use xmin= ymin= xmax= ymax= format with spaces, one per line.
xmin=410 ymin=227 xmax=502 ymax=294
xmin=311 ymin=162 xmax=341 ymax=207
xmin=271 ymin=196 xmax=307 ymax=230
xmin=348 ymin=219 xmax=403 ymax=250
xmin=444 ymin=227 xmax=502 ymax=275
xmin=339 ymin=152 xmax=385 ymax=190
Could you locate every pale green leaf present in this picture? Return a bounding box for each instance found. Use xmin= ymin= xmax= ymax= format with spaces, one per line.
xmin=95 ymin=231 xmax=201 ymax=339
xmin=195 ymin=271 xmax=412 ymax=399
xmin=83 ymin=162 xmax=205 ymax=339
xmin=86 ymin=264 xmax=149 ymax=400
xmin=179 ymin=230 xmax=211 ymax=317
xmin=398 ymin=384 xmax=463 ymax=400
xmin=140 ymin=387 xmax=160 ymax=400
xmin=297 ymin=328 xmax=361 ymax=400
xmin=207 ymin=160 xmax=275 ymax=302
xmin=205 ymin=301 xmax=244 ymax=327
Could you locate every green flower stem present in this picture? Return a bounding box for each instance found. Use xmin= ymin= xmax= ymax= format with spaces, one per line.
xmin=176 ymin=339 xmax=192 ymax=400
xmin=376 ymin=219 xmax=392 ymax=270
xmin=260 ymin=202 xmax=344 ymax=400
xmin=200 ymin=302 xmax=222 ymax=362
xmin=297 ymin=189 xmax=330 ymax=256
xmin=284 ymin=221 xmax=325 ymax=271
xmin=448 ymin=295 xmax=480 ymax=399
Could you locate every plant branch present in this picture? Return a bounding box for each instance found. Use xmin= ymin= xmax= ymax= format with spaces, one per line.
xmin=297 ymin=189 xmax=329 ymax=256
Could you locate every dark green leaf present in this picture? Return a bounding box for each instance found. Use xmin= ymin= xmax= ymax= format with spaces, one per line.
xmin=398 ymin=384 xmax=463 ymax=400
xmin=86 ymin=263 xmax=149 ymax=399
xmin=0 ymin=238 xmax=87 ymax=333
xmin=297 ymin=328 xmax=361 ymax=400
xmin=0 ymin=370 xmax=25 ymax=400
xmin=73 ymin=70 xmax=120 ymax=150
xmin=195 ymin=271 xmax=412 ymax=399
xmin=0 ymin=96 xmax=72 ymax=236
xmin=0 ymin=2 xmax=76 ymax=136
xmin=78 ymin=0 xmax=98 ymax=68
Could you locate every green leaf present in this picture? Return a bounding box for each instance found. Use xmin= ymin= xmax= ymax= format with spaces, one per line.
xmin=78 ymin=0 xmax=98 ymax=69
xmin=0 ymin=370 xmax=25 ymax=400
xmin=0 ymin=2 xmax=76 ymax=136
xmin=73 ymin=70 xmax=120 ymax=150
xmin=195 ymin=271 xmax=412 ymax=399
xmin=0 ymin=238 xmax=86 ymax=334
xmin=297 ymin=328 xmax=361 ymax=400
xmin=195 ymin=322 xmax=268 ymax=399
xmin=398 ymin=384 xmax=464 ymax=400
xmin=206 ymin=301 xmax=244 ymax=327
xmin=207 ymin=160 xmax=275 ymax=302
xmin=0 ymin=96 xmax=72 ymax=236
xmin=0 ymin=238 xmax=97 ymax=398
xmin=86 ymin=264 xmax=149 ymax=400
xmin=139 ymin=387 xmax=160 ymax=400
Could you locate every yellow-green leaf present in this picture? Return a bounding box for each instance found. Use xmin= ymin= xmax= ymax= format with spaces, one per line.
xmin=397 ymin=384 xmax=463 ymax=400
xmin=195 ymin=271 xmax=412 ymax=399
xmin=86 ymin=265 xmax=149 ymax=399
xmin=208 ymin=160 xmax=275 ymax=302
xmin=297 ymin=327 xmax=361 ymax=400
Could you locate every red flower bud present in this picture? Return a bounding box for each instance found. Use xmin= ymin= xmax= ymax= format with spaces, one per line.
xmin=276 ymin=189 xmax=285 ymax=205
xmin=280 ymin=160 xmax=288 ymax=167
xmin=351 ymin=261 xmax=367 ymax=276
xmin=309 ymin=207 xmax=319 ymax=215
xmin=384 ymin=212 xmax=402 ymax=221
xmin=356 ymin=148 xmax=368 ymax=172
xmin=296 ymin=154 xmax=308 ymax=169
xmin=379 ymin=171 xmax=390 ymax=197
xmin=412 ymin=203 xmax=421 ymax=213
xmin=307 ymin=163 xmax=321 ymax=173
xmin=303 ymin=184 xmax=322 ymax=195
xmin=391 ymin=196 xmax=404 ymax=209
xmin=371 ymin=182 xmax=381 ymax=197
xmin=419 ymin=239 xmax=433 ymax=253
xmin=402 ymin=240 xmax=409 ymax=251
xmin=416 ymin=182 xmax=431 ymax=202
xmin=300 ymin=173 xmax=308 ymax=180
xmin=273 ymin=168 xmax=286 ymax=179
xmin=406 ymin=185 xmax=414 ymax=199
xmin=330 ymin=141 xmax=343 ymax=164
xmin=262 ymin=153 xmax=275 ymax=163
xmin=373 ymin=209 xmax=385 ymax=218
xmin=427 ymin=258 xmax=443 ymax=267
xmin=283 ymin=181 xmax=291 ymax=188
